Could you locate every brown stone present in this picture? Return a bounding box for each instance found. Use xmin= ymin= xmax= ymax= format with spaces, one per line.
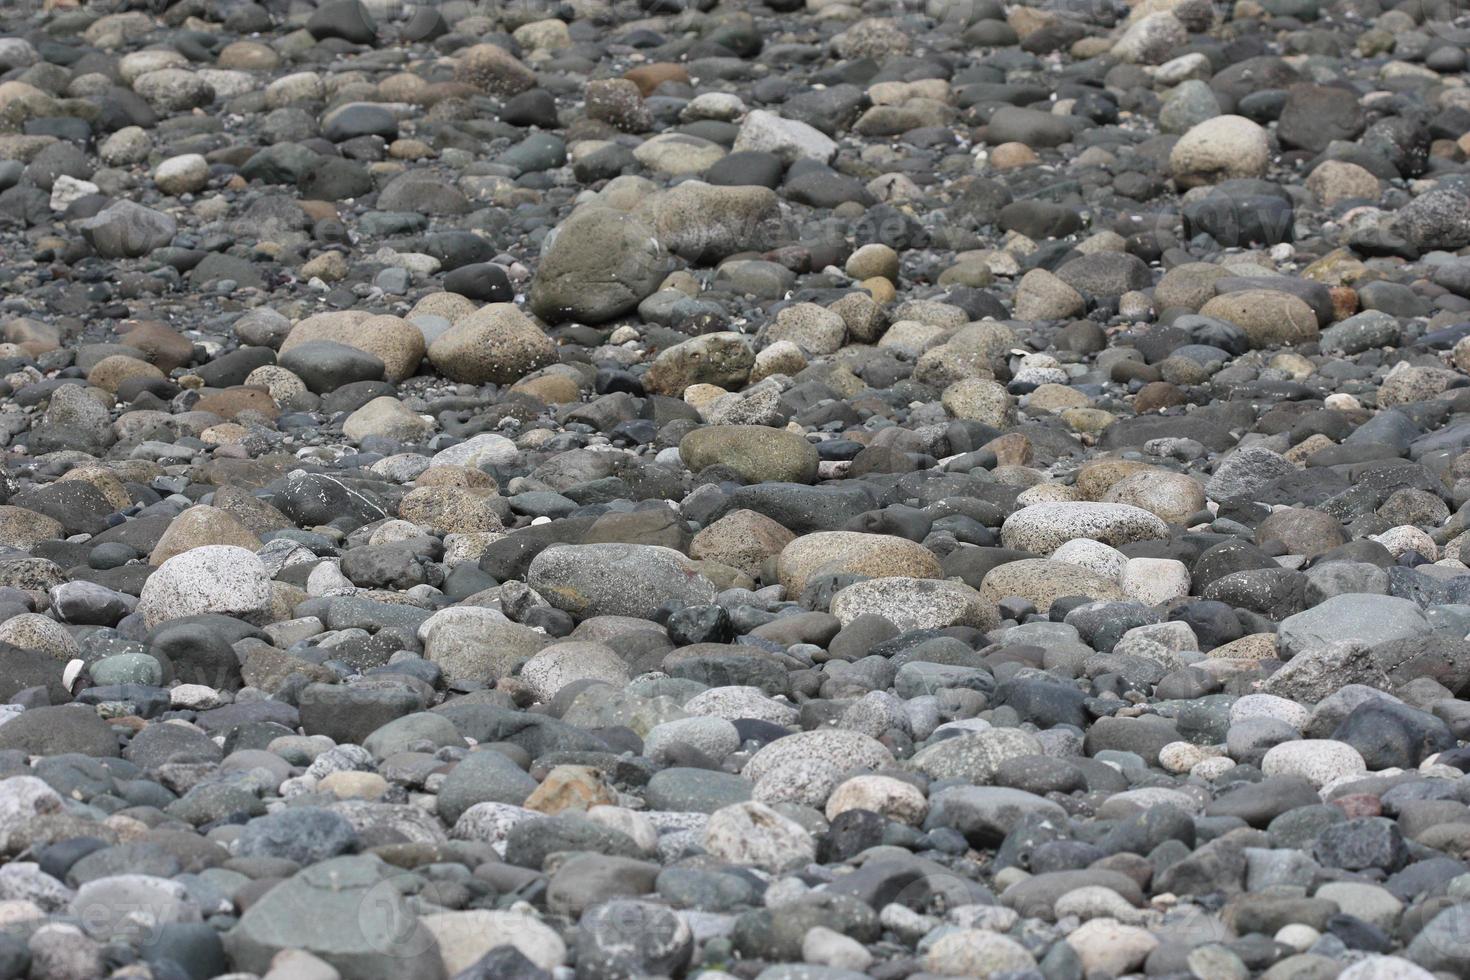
xmin=117 ymin=320 xmax=195 ymax=372
xmin=1330 ymin=287 xmax=1358 ymax=320
xmin=1 ymin=318 xmax=60 ymax=356
xmin=281 ymin=311 xmax=426 ymax=382
xmin=297 ymin=200 xmax=338 ymax=222
xmin=983 ymin=432 xmax=1032 ymax=467
xmin=624 ymin=63 xmax=690 ymax=96
xmin=1133 ymin=381 xmax=1186 ymax=414
xmin=192 ymin=386 xmax=279 ymax=420
xmin=87 ymin=355 xmax=165 ymax=394
xmin=690 ymin=509 xmax=796 ymax=578
xmin=523 ymin=765 xmax=617 ymax=814
xmin=57 ymin=467 xmax=132 ymax=510
xmin=990 ymin=142 xmax=1039 ymax=169
xmin=150 ymin=505 xmax=262 ymax=565
xmin=211 ymin=485 xmax=293 ymax=536
xmin=1331 ymin=794 xmax=1382 ymax=819
xmin=413 ymin=466 xmax=497 ymax=491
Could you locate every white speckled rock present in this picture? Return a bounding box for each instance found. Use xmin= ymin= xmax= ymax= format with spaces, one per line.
xmin=1050 ymin=538 xmax=1127 ymax=581
xmin=752 ymin=756 xmax=845 ymax=807
xmin=777 ymin=531 xmax=942 ymax=595
xmin=683 ymin=686 xmax=799 ymax=726
xmin=519 ymin=642 xmax=630 ymax=701
xmin=1001 ymin=501 xmax=1169 ymax=553
xmin=830 ymin=576 xmax=998 ymax=631
xmin=1371 ymin=525 xmax=1438 ymax=561
xmin=0 ymin=777 xmax=64 ymax=855
xmin=450 ymin=802 xmax=536 ymax=854
xmin=0 ymin=614 xmax=79 ymax=661
xmin=137 ymin=545 xmax=274 ymax=628
xmin=429 ymin=433 xmax=518 ymax=469
xmin=1231 ymin=693 xmax=1310 ymax=730
xmin=1337 ymin=957 xmax=1438 ymax=980
xmin=1315 ymin=882 xmax=1403 ymax=932
xmin=910 ymin=728 xmax=1041 ymax=783
xmin=527 ymin=543 xmax=717 ymax=619
xmin=826 ymin=774 xmax=928 ymax=824
xmin=979 ymin=558 xmax=1127 ymax=613
xmin=1066 ymin=918 xmax=1159 ymax=975
xmin=924 ymin=929 xmax=1037 ymax=977
xmin=1120 ymin=556 xmax=1191 ymax=604
xmin=420 ymin=910 xmax=566 ymax=974
xmin=1262 ymin=739 xmax=1367 ymax=788
xmin=732 ymin=109 xmax=837 ymax=163
xmin=152 ymin=153 xmax=208 ymax=195
xmin=743 ymin=729 xmax=893 ymax=783
xmin=1054 ymin=886 xmax=1146 ymax=924
xmin=803 ymin=925 xmax=873 ymax=972
xmin=643 ymin=716 xmax=741 ymax=765
xmin=702 ymin=801 xmax=815 ymax=872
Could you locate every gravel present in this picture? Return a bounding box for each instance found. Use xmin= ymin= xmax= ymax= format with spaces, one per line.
xmin=0 ymin=0 xmax=1467 ymax=977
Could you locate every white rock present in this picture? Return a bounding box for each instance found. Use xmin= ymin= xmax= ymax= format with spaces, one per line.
xmin=702 ymin=801 xmax=816 ymax=872
xmin=1054 ymin=885 xmax=1144 ymax=924
xmin=306 ymin=561 xmax=355 ymax=597
xmin=586 ymin=805 xmax=658 ymax=853
xmin=1065 ymin=917 xmax=1159 ymax=975
xmin=0 ymin=39 xmax=38 ymax=71
xmin=826 ymin=774 xmax=928 ymax=824
xmin=0 ymin=614 xmax=78 ymax=661
xmin=743 ymin=728 xmax=893 ymax=783
xmin=1231 ymin=693 xmax=1310 ymax=730
xmin=0 ymin=778 xmax=62 ymax=855
xmin=1315 ymin=882 xmax=1402 ymax=932
xmin=119 ymin=49 xmax=187 ymax=84
xmin=752 ymin=756 xmax=845 ymax=808
xmin=1159 ymin=741 xmax=1214 ymax=774
xmin=684 ymin=686 xmax=798 ymax=726
xmin=830 ymin=576 xmax=995 ymax=631
xmin=643 ymin=716 xmax=741 ymax=765
xmin=419 ymin=910 xmax=565 ymax=974
xmin=1152 ymin=52 xmax=1212 ymax=84
xmin=518 ymin=641 xmax=629 ymax=701
xmin=1050 ymin=538 xmax=1127 ymax=581
xmin=137 ymin=546 xmax=273 ymax=628
xmin=1191 ymin=757 xmax=1237 ymax=779
xmin=70 ymin=875 xmax=199 ymax=942
xmin=1275 ymin=923 xmax=1320 ymax=951
xmin=1261 ymin=739 xmax=1367 ymax=788
xmin=732 ymin=109 xmax=837 ymax=164
xmin=683 ymin=92 xmax=745 ymax=121
xmin=924 ymin=929 xmax=1036 ymax=976
xmin=49 ymin=175 xmax=99 ymax=212
xmin=450 ymin=802 xmax=536 ymax=854
xmin=169 ymin=685 xmax=224 ymax=710
xmin=803 ymin=925 xmax=873 ymax=971
xmin=99 ymin=127 xmax=151 ymax=166
xmin=1112 ymin=11 xmax=1187 ymax=64
xmin=1337 ymin=957 xmax=1439 ymax=980
xmin=154 ymin=154 xmax=209 ymax=196
xmin=195 ymin=68 xmax=256 ymax=99
xmin=1371 ymin=525 xmax=1438 ymax=561
xmin=1170 ymin=115 xmax=1271 ymax=186
xmin=1120 ymin=556 xmax=1191 ymax=604
xmin=429 ymin=432 xmax=518 ymax=469
xmin=1001 ymin=501 xmax=1169 ymax=553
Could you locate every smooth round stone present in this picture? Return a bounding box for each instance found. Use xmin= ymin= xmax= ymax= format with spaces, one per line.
xmin=1261 ymin=740 xmax=1367 ymax=788
xmin=1000 ymin=502 xmax=1170 ymax=553
xmin=90 ymin=653 xmax=165 ymax=687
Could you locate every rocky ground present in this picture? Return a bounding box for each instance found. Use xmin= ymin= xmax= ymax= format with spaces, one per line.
xmin=1 ymin=0 xmax=1470 ymax=978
